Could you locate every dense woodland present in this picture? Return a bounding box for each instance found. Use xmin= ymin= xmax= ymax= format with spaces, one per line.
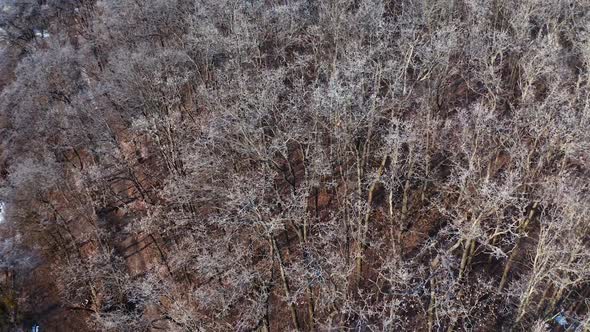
xmin=0 ymin=0 xmax=589 ymax=331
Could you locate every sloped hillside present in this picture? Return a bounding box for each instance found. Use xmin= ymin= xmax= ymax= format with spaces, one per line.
xmin=0 ymin=0 xmax=590 ymax=331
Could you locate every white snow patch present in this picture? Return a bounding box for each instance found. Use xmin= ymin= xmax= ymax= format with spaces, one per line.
xmin=0 ymin=202 xmax=5 ymax=224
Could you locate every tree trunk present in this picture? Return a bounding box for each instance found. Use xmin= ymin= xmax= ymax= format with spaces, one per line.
xmin=271 ymin=236 xmax=300 ymax=331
